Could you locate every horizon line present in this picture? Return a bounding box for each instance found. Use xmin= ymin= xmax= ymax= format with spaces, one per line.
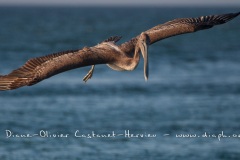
xmin=0 ymin=3 xmax=240 ymax=7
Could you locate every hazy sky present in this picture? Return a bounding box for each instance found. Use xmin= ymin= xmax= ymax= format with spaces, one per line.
xmin=1 ymin=0 xmax=240 ymax=6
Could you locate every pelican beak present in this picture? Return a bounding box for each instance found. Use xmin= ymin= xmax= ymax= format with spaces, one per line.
xmin=138 ymin=33 xmax=149 ymax=81
xmin=140 ymin=40 xmax=148 ymax=81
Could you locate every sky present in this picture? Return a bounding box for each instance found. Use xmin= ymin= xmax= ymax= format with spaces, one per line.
xmin=0 ymin=0 xmax=240 ymax=6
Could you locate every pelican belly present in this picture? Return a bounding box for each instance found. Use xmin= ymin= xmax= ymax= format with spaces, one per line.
xmin=106 ymin=63 xmax=126 ymax=71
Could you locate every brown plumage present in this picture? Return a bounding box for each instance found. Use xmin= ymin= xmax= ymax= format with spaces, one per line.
xmin=0 ymin=12 xmax=239 ymax=91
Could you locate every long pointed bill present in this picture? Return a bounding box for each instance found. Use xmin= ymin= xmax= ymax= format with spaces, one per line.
xmin=140 ymin=39 xmax=149 ymax=81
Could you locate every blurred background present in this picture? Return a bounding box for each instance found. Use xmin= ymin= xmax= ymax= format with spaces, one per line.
xmin=0 ymin=0 xmax=240 ymax=6
xmin=0 ymin=1 xmax=240 ymax=160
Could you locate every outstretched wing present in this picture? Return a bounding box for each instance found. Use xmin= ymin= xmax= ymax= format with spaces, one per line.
xmin=0 ymin=50 xmax=78 ymax=91
xmin=0 ymin=45 xmax=116 ymax=91
xmin=146 ymin=12 xmax=240 ymax=44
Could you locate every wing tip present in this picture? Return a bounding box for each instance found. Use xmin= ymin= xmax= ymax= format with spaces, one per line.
xmin=194 ymin=11 xmax=240 ymax=28
xmin=0 ymin=76 xmax=29 ymax=91
xmin=102 ymin=36 xmax=122 ymax=43
xmin=219 ymin=11 xmax=240 ymax=23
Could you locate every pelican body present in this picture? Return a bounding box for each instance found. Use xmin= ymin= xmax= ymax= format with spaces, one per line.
xmin=0 ymin=12 xmax=239 ymax=91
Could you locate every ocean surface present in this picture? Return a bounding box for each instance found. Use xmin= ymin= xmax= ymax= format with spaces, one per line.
xmin=0 ymin=6 xmax=240 ymax=160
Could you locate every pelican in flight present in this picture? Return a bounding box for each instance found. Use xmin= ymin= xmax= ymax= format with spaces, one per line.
xmin=0 ymin=12 xmax=239 ymax=91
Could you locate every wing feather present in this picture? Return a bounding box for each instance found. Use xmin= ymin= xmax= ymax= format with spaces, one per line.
xmin=0 ymin=77 xmax=30 ymax=91
xmin=0 ymin=45 xmax=116 ymax=91
xmin=146 ymin=12 xmax=240 ymax=44
xmin=119 ymin=12 xmax=239 ymax=53
xmin=102 ymin=36 xmax=122 ymax=43
xmin=7 ymin=49 xmax=78 ymax=78
xmin=0 ymin=50 xmax=83 ymax=90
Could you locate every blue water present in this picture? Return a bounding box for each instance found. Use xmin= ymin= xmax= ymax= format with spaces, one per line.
xmin=0 ymin=6 xmax=240 ymax=160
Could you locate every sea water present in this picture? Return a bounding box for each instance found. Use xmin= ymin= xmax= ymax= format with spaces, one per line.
xmin=0 ymin=6 xmax=240 ymax=160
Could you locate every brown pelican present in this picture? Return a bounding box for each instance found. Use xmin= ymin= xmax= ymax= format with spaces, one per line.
xmin=0 ymin=12 xmax=239 ymax=91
